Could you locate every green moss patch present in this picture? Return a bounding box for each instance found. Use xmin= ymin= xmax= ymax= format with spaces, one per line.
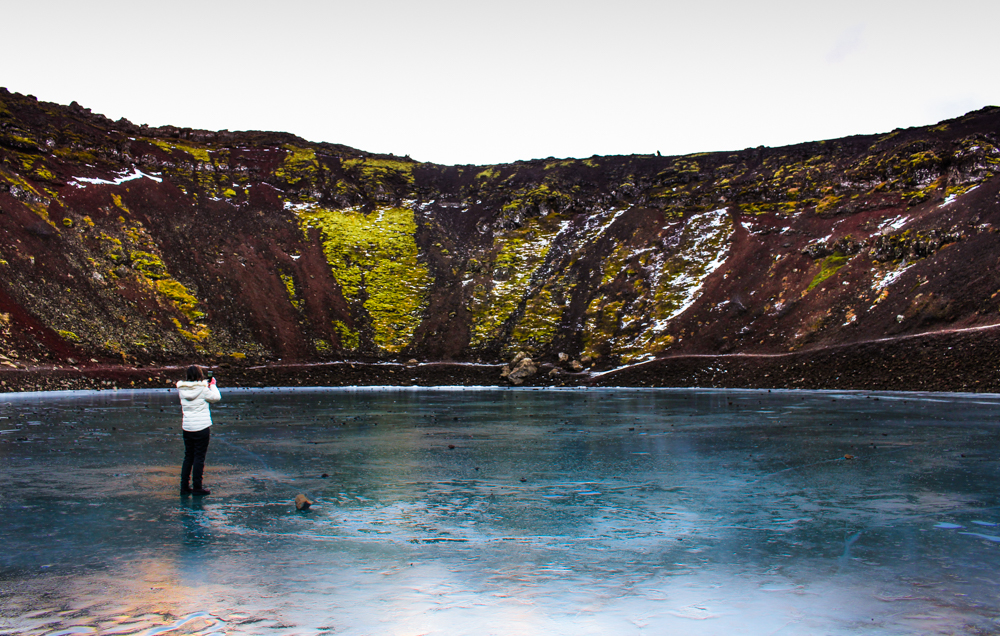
xmin=275 ymin=145 xmax=319 ymax=185
xmin=298 ymin=206 xmax=432 ymax=353
xmin=332 ymin=320 xmax=360 ymax=351
xmin=469 ymin=214 xmax=563 ymax=347
xmin=806 ymin=254 xmax=849 ymax=293
xmin=149 ymin=139 xmax=212 ymax=163
xmin=280 ymin=273 xmax=302 ymax=310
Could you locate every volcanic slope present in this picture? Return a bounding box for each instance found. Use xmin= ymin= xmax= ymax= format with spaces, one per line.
xmin=1 ymin=88 xmax=1000 ymax=389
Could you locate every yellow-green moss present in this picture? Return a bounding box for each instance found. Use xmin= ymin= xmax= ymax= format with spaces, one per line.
xmin=33 ymin=165 xmax=57 ymax=182
xmin=332 ymin=320 xmax=360 ymax=350
xmin=130 ymin=251 xmax=168 ymax=279
xmin=475 ymin=167 xmax=499 ymax=182
xmin=501 ymin=183 xmax=571 ymax=214
xmin=111 ymin=193 xmax=130 ymax=214
xmin=150 ymin=139 xmax=211 ymax=163
xmin=468 ymin=214 xmax=562 ymax=347
xmin=58 ymin=330 xmax=81 ymax=343
xmin=340 ymin=158 xmax=416 ymax=198
xmin=741 ymin=201 xmax=799 ymax=216
xmin=806 ymin=254 xmax=849 ymax=292
xmin=171 ymin=317 xmax=211 ymax=344
xmin=509 ymin=286 xmax=563 ymax=355
xmin=945 ymin=183 xmax=981 ymax=197
xmin=816 ymin=194 xmax=843 ymax=214
xmin=275 ymin=145 xmax=319 ymax=185
xmin=297 ymin=206 xmax=431 ymax=352
xmin=280 ymin=273 xmax=302 ymax=310
xmin=157 ymin=279 xmax=206 ymax=321
xmin=582 ymin=298 xmax=624 ymax=360
xmin=0 ymin=170 xmax=57 ymax=227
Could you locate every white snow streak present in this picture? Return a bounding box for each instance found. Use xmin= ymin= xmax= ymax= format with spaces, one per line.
xmin=873 ymin=263 xmax=914 ymax=292
xmin=650 ymin=208 xmax=732 ymax=331
xmin=71 ymin=167 xmax=162 ymax=188
xmin=877 ymin=215 xmax=909 ymax=233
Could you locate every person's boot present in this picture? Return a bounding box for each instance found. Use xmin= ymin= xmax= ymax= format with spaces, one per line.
xmin=191 ymin=486 xmax=211 ymax=496
xmin=181 ymin=483 xmax=193 ymax=495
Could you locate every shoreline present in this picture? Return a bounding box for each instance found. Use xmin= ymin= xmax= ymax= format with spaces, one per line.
xmin=2 ymin=324 xmax=1000 ymax=394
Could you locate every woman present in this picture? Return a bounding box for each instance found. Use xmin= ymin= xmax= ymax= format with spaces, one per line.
xmin=177 ymin=365 xmax=221 ymax=496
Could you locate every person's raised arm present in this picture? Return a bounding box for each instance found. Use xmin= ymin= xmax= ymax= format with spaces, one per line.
xmin=205 ymin=377 xmax=221 ymax=403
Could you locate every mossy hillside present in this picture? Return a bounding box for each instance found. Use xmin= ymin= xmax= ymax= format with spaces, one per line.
xmin=508 ymin=284 xmax=565 ymax=357
xmin=4 ymin=92 xmax=1000 ymax=372
xmin=339 ymin=158 xmax=417 ymax=202
xmin=504 ymin=203 xmax=661 ymax=359
xmin=501 ymin=183 xmax=572 ymax=215
xmin=581 ymin=239 xmax=649 ymax=362
xmin=581 ymin=298 xmax=624 ymax=361
xmin=647 ymin=209 xmax=733 ymax=327
xmin=94 ymin=217 xmax=212 ymax=344
xmin=468 ymin=212 xmax=567 ymax=348
xmin=147 ymin=139 xmax=227 ymax=197
xmin=297 ymin=205 xmax=432 ymax=353
xmin=274 ymin=145 xmax=319 ymax=186
xmin=0 ymin=168 xmax=59 ymax=227
xmin=2 ymin=204 xmax=216 ymax=361
xmin=582 ymin=208 xmax=733 ymax=363
xmin=150 ymin=139 xmax=212 ymax=164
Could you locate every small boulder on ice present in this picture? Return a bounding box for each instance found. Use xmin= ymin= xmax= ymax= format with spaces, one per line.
xmin=295 ymin=494 xmax=313 ymax=510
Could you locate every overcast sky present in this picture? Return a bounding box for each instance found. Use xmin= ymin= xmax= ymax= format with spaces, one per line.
xmin=4 ymin=0 xmax=998 ymax=165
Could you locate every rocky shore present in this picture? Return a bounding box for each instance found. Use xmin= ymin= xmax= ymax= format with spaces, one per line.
xmin=3 ymin=324 xmax=999 ymax=394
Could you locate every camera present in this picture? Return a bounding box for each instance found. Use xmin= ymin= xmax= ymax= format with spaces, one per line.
xmin=205 ymin=370 xmax=214 ymax=380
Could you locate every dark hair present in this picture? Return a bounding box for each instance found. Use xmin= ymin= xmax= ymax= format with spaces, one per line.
xmin=186 ymin=365 xmax=204 ymax=381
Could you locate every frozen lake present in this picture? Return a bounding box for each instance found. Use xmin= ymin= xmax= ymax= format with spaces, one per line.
xmin=2 ymin=387 xmax=1000 ymax=635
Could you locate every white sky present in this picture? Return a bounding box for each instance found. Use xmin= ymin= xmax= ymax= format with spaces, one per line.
xmin=4 ymin=0 xmax=998 ymax=165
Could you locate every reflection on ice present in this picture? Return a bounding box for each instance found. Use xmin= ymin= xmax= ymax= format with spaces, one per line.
xmin=1 ymin=387 xmax=999 ymax=634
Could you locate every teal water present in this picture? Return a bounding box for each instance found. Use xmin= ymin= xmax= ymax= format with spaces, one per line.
xmin=1 ymin=387 xmax=999 ymax=635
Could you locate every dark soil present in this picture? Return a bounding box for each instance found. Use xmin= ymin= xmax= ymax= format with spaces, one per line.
xmin=2 ymin=324 xmax=998 ymax=393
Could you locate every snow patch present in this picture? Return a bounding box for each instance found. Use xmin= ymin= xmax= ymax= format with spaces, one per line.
xmin=873 ymin=263 xmax=914 ymax=291
xmin=939 ymin=185 xmax=979 ymax=208
xmin=878 ymin=215 xmax=909 ymax=233
xmin=649 ymin=208 xmax=732 ymax=330
xmin=71 ymin=167 xmax=163 ymax=188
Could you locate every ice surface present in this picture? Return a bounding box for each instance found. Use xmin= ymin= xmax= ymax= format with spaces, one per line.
xmin=2 ymin=388 xmax=1000 ymax=634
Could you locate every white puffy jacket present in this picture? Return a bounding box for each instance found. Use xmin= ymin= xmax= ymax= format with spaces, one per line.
xmin=177 ymin=380 xmax=222 ymax=432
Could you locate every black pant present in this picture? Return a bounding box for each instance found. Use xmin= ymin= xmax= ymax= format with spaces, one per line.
xmin=181 ymin=428 xmax=211 ymax=489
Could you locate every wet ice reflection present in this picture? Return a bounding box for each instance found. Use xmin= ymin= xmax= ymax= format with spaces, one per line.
xmin=2 ymin=387 xmax=1000 ymax=634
